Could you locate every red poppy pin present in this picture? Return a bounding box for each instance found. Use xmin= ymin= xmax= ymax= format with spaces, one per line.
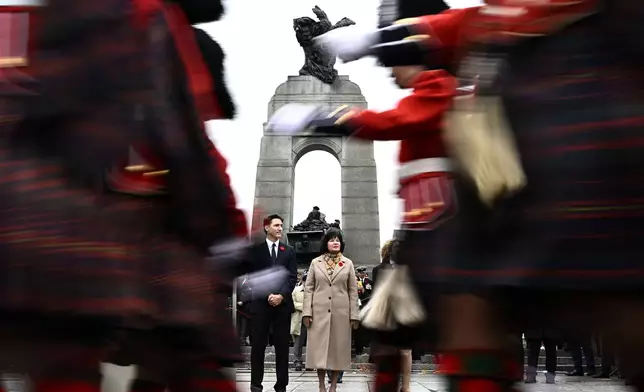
xmin=279 ymin=246 xmax=285 ymax=251
xmin=338 ymin=262 xmax=344 ymax=267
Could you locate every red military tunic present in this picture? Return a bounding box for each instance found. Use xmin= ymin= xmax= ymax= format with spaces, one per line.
xmin=345 ymin=70 xmax=457 ymax=228
xmin=348 ymin=70 xmax=452 ymax=164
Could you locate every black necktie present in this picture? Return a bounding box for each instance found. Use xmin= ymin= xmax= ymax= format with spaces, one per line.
xmin=271 ymin=243 xmax=277 ymax=265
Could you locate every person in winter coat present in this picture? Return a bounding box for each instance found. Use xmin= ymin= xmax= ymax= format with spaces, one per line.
xmin=303 ymin=229 xmax=359 ymax=392
xmin=291 ymin=272 xmax=306 ymax=370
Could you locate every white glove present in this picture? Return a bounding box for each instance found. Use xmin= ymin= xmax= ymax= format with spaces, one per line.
xmin=208 ymin=237 xmax=249 ymax=269
xmin=267 ymin=103 xmax=321 ymax=134
xmin=244 ymin=266 xmax=290 ymax=298
xmin=314 ymin=25 xmax=378 ymax=63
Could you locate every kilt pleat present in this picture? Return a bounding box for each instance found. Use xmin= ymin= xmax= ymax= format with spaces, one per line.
xmin=0 ymin=146 xmax=240 ymax=362
xmin=0 ymin=145 xmax=227 ymax=326
xmin=424 ymin=15 xmax=644 ymax=293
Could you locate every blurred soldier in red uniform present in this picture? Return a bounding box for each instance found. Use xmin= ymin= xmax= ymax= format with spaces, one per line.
xmin=314 ymin=1 xmax=644 ymax=391
xmin=0 ymin=0 xmax=251 ymax=391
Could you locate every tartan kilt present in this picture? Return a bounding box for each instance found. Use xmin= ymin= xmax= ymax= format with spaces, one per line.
xmin=420 ymin=16 xmax=644 ymax=298
xmin=0 ymin=148 xmax=239 ymax=360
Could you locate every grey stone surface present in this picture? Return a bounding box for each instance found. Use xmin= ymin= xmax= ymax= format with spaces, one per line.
xmin=235 ymin=371 xmax=631 ymax=392
xmin=253 ymin=75 xmax=380 ymax=266
xmin=267 ymin=76 xmax=367 ymax=118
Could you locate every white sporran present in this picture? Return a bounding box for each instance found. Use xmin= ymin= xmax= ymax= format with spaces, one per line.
xmin=391 ymin=265 xmax=426 ymax=326
xmin=359 ymin=268 xmax=396 ymax=331
xmin=444 ymin=90 xmax=526 ymax=206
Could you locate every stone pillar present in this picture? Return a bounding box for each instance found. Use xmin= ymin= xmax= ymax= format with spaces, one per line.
xmin=252 ymin=132 xmax=294 ymax=231
xmin=341 ymin=139 xmax=380 ymax=265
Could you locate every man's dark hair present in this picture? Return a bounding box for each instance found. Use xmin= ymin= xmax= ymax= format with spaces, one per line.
xmin=320 ymin=228 xmax=346 ymax=254
xmin=264 ymin=214 xmax=284 ymax=226
xmin=263 ymin=214 xmax=284 ymax=234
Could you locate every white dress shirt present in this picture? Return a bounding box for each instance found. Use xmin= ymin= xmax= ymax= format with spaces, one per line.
xmin=266 ymin=238 xmax=279 ymax=257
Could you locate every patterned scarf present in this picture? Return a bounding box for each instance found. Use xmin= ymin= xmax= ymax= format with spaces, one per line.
xmin=323 ymin=252 xmax=343 ymax=276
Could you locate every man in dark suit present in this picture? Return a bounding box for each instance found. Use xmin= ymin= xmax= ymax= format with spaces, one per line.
xmin=249 ymin=214 xmax=297 ymax=392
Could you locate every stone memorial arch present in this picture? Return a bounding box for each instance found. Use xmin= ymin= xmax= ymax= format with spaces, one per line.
xmin=252 ymin=75 xmax=380 ymax=265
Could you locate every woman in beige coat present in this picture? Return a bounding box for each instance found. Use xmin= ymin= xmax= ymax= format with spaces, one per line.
xmin=303 ymin=229 xmax=359 ymax=392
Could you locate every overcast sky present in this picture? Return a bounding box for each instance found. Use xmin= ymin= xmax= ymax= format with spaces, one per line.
xmin=202 ymin=0 xmax=481 ymax=247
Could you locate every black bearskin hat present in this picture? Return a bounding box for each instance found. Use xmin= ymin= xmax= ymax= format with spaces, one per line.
xmin=175 ymin=0 xmax=225 ymax=25
xmin=378 ymin=0 xmax=449 ymax=28
xmin=192 ymin=28 xmax=236 ymax=120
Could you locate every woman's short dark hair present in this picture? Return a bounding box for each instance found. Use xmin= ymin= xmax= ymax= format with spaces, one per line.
xmin=320 ymin=228 xmax=345 ymax=254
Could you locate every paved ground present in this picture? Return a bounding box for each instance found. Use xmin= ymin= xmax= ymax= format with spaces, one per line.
xmin=100 ymin=365 xmax=633 ymax=392
xmin=234 ymin=370 xmax=633 ymax=392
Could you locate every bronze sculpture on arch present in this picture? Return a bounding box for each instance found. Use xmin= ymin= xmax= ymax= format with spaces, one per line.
xmin=293 ymin=206 xmax=330 ymax=232
xmin=293 ymin=5 xmax=355 ymax=84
